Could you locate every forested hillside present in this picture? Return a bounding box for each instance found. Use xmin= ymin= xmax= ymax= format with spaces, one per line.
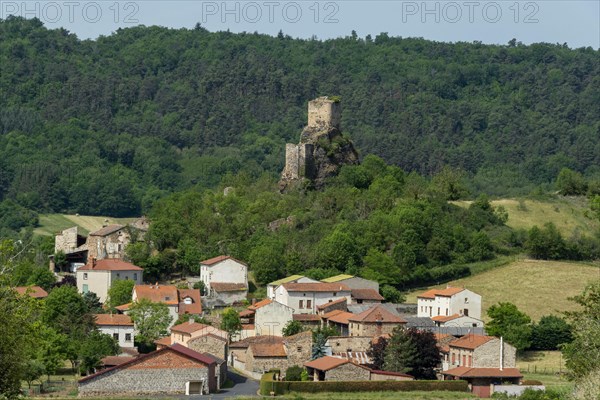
xmin=1 ymin=17 xmax=599 ymax=219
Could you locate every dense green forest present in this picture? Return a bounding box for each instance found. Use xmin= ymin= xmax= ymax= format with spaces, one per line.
xmin=1 ymin=17 xmax=599 ymax=220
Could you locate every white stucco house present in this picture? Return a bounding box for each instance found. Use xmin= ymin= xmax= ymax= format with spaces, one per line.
xmin=266 ymin=275 xmax=319 ymax=299
xmin=417 ymin=287 xmax=482 ymax=320
xmin=274 ymin=282 xmax=351 ymax=314
xmin=321 ymin=274 xmax=379 ymax=292
xmin=432 ymin=314 xmax=485 ymax=328
xmin=94 ymin=314 xmax=135 ymax=348
xmin=200 ymin=256 xmax=248 ymax=304
xmin=76 ymin=259 xmax=143 ymax=303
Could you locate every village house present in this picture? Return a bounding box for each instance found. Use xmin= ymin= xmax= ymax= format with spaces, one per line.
xmin=443 ymin=367 xmax=522 ymax=398
xmin=292 ymin=314 xmax=321 ymax=330
xmin=122 ymin=285 xmax=202 ymax=328
xmin=86 ymin=224 xmax=132 ymax=261
xmin=51 ymin=226 xmax=88 ymax=272
xmin=432 ymin=314 xmax=485 ymax=328
xmin=274 ymin=282 xmax=351 ymax=314
xmin=417 ymin=286 xmax=482 ymax=320
xmin=348 ymin=304 xmax=407 ymax=336
xmin=169 ymin=321 xmax=228 ymax=347
xmin=325 ymin=336 xmax=373 ymax=365
xmin=78 ymin=344 xmax=217 ymax=396
xmin=350 ymin=289 xmax=384 ymax=304
xmin=15 ymin=285 xmax=48 ymax=299
xmin=316 ymin=297 xmax=348 ymax=315
xmin=321 ymin=274 xmax=379 ymax=291
xmin=321 ymin=310 xmax=354 ymax=336
xmin=267 ymin=275 xmax=319 ymax=299
xmin=76 ymin=259 xmax=143 ymax=303
xmin=304 ymin=356 xmax=371 ymax=381
xmin=238 ymin=299 xmax=294 ymax=337
xmin=94 ymin=314 xmax=135 ymax=349
xmin=445 ymin=334 xmax=516 ymax=371
xmin=200 ymin=256 xmax=248 ymax=304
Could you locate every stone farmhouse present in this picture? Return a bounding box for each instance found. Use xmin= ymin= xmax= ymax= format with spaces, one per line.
xmin=348 ymin=304 xmax=407 ymax=336
xmin=78 ymin=344 xmax=218 ymax=396
xmin=444 ymin=334 xmax=516 ymax=371
xmin=86 ymin=224 xmax=131 ymax=261
xmin=238 ymin=299 xmax=294 ymax=337
xmin=417 ymin=286 xmax=482 ymax=320
xmin=304 ymin=356 xmax=414 ymax=382
xmin=267 ymin=275 xmax=319 ymax=299
xmin=273 ymin=282 xmax=351 ymax=314
xmin=200 ymin=255 xmax=248 ymax=304
xmin=432 ymin=314 xmax=484 ymax=328
xmin=15 ymin=285 xmax=48 ymax=299
xmin=76 ymin=259 xmax=143 ymax=303
xmin=94 ymin=314 xmax=135 ymax=349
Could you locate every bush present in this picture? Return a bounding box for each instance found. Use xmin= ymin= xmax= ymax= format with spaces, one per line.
xmin=259 ymin=373 xmax=468 ymax=395
xmin=285 ymin=366 xmax=304 ymax=381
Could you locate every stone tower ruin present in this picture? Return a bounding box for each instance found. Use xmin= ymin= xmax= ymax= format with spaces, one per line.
xmin=279 ymin=97 xmax=359 ymax=191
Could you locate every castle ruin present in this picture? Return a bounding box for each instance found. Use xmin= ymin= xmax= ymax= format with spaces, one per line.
xmin=279 ymin=97 xmax=359 ymax=191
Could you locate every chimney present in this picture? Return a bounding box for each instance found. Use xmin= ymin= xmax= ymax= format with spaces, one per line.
xmin=251 ymin=298 xmax=257 ymax=306
xmin=102 ymin=218 xmax=109 ymax=227
xmin=92 ymin=258 xmax=97 ymax=269
xmin=500 ymin=336 xmax=504 ymax=371
xmin=189 ymin=317 xmax=194 ymax=325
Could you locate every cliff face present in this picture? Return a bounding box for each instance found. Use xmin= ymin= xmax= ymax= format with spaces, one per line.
xmin=279 ymin=97 xmax=359 ymax=191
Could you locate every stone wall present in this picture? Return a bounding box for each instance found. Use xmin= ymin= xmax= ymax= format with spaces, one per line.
xmin=307 ymin=97 xmax=341 ymax=129
xmin=87 ymin=229 xmax=130 ymax=261
xmin=55 ymin=227 xmax=79 ymax=253
xmin=351 ymin=322 xmax=399 ymax=337
xmin=474 ymin=339 xmax=516 ymax=368
xmin=284 ymin=331 xmax=313 ymax=368
xmin=325 ymin=362 xmax=370 ymax=381
xmin=327 ymin=336 xmax=372 ymax=353
xmin=188 ymin=334 xmax=228 ymax=361
xmin=246 ymin=354 xmax=288 ymax=374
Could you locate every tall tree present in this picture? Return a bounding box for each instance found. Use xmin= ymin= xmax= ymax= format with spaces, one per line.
xmin=220 ymin=307 xmax=242 ymax=341
xmin=486 ymin=302 xmax=532 ymax=351
xmin=128 ymin=299 xmax=172 ymax=349
xmin=106 ymin=279 xmax=135 ymax=309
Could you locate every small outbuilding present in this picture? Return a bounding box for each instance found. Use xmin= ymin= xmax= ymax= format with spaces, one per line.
xmin=304 ymin=356 xmax=371 ymax=381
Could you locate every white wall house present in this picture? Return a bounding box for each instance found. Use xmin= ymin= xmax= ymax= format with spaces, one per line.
xmin=94 ymin=314 xmax=135 ymax=348
xmin=76 ymin=259 xmax=143 ymax=303
xmin=267 ymin=275 xmax=319 ymax=299
xmin=200 ymin=256 xmax=248 ymax=293
xmin=274 ymin=282 xmax=351 ymax=314
xmin=417 ymin=287 xmax=482 ymax=320
xmin=432 ymin=314 xmax=485 ymax=328
xmin=255 ymin=300 xmax=294 ymax=336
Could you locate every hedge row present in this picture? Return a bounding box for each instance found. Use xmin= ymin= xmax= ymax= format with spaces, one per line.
xmin=259 ymin=373 xmax=469 ymax=396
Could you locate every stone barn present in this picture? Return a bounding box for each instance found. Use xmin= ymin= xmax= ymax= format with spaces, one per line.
xmin=78 ymin=344 xmax=217 ymax=396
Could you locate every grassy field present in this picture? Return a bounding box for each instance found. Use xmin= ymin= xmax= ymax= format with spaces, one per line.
xmin=406 ymin=259 xmax=600 ymax=321
xmin=34 ymin=214 xmax=137 ymax=236
xmin=518 ymin=351 xmax=566 ymax=375
xmin=453 ymin=196 xmax=599 ymax=238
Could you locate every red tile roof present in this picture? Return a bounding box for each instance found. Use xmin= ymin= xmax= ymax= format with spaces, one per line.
xmin=322 ymin=309 xmax=345 ymax=319
xmin=431 ymin=314 xmax=461 ymax=322
xmin=327 ymin=311 xmax=355 ymax=325
xmin=242 ymin=324 xmax=255 ymax=330
xmin=351 ymin=289 xmax=384 ymax=301
xmin=94 ymin=314 xmax=133 ymax=326
xmin=100 ymin=356 xmax=134 ymax=367
xmin=304 ymin=356 xmax=349 ymax=371
xmin=250 ymin=342 xmax=287 ymax=357
xmin=283 ymin=282 xmax=350 ymax=292
xmin=449 ymin=335 xmax=495 ymax=350
xmin=154 ymin=336 xmax=172 ymax=346
xmin=134 ymin=285 xmax=179 ymax=305
xmin=201 ymin=255 xmax=247 ymax=266
xmin=248 ymin=298 xmax=272 ymax=310
xmin=348 ymin=305 xmax=406 ymax=324
xmin=79 ymin=344 xmax=214 ymax=383
xmin=239 ymin=309 xmax=255 ymax=317
xmin=15 ymin=286 xmax=48 ymax=298
xmin=316 ymin=297 xmax=348 ymax=311
xmin=115 ymin=303 xmax=131 ymax=311
xmin=210 ymin=282 xmax=247 ymax=292
xmin=89 ymin=224 xmax=125 ymax=236
xmin=443 ymin=367 xmax=523 ymax=378
xmin=293 ymin=314 xmax=321 ymax=321
xmin=171 ymin=322 xmax=212 ymax=335
xmin=229 ymin=335 xmax=284 ymax=349
xmin=78 ymin=258 xmax=143 ymax=271
xmin=178 ymin=289 xmax=202 ymax=315
xmin=417 ymin=287 xmax=465 ymax=299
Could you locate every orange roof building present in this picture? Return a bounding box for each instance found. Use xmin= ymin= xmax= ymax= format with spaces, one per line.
xmin=304 ymin=356 xmax=371 ymax=381
xmin=199 ymin=255 xmax=248 ymax=305
xmin=274 ymin=282 xmax=351 ymax=314
xmin=348 ymin=305 xmax=406 ymax=337
xmin=417 ymin=286 xmax=482 ymax=320
xmin=93 ymin=313 xmax=135 ymax=348
xmin=15 ymin=286 xmax=48 ymax=299
xmin=130 ymin=285 xmax=203 ymax=328
xmin=76 ymin=258 xmax=143 ymax=303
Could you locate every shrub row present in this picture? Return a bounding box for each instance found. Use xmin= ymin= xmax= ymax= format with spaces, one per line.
xmin=259 ymin=373 xmax=469 ymax=396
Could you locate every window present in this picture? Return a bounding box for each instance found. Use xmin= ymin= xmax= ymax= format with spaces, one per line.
xmin=306 ymin=300 xmax=312 ymax=309
xmin=468 ymin=355 xmax=472 ymax=367
xmin=333 ymin=292 xmax=337 ymax=296
xmin=465 ymin=297 xmax=469 ymax=304
xmin=134 ymin=273 xmax=138 ymax=280
xmin=299 ymin=300 xmax=304 ymax=309
xmin=125 ymin=333 xmax=132 ymax=341
xmin=116 ymin=273 xmax=120 ymax=279
xmin=464 ymin=309 xmax=469 ymax=316
xmin=296 ymin=346 xmax=302 ymax=352
xmin=437 ymin=307 xmax=440 ymax=315
xmin=446 ymin=308 xmax=449 ymax=316
xmin=165 ymin=296 xmax=171 ymax=301
xmin=462 ymin=355 xmax=466 ymax=366
xmin=113 ymin=333 xmax=119 ymax=341
xmin=451 ymin=353 xmax=455 ymax=364
xmin=82 ymin=284 xmax=89 ymax=294
xmin=83 ymin=273 xmax=88 ymax=280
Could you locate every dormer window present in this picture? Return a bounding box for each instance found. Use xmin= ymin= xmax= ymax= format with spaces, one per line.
xmin=165 ymin=296 xmax=171 ymax=301
xmin=184 ymin=297 xmax=193 ymax=305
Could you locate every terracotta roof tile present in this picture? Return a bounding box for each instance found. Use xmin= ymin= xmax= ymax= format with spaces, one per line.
xmin=94 ymin=314 xmax=133 ymax=326
xmin=282 ymin=282 xmax=350 ymax=292
xmin=449 ymin=334 xmax=495 ymax=350
xmin=351 ymin=289 xmax=384 ymax=301
xmin=154 ymin=336 xmax=172 ymax=346
xmin=443 ymin=367 xmax=523 ymax=378
xmin=134 ymin=285 xmax=179 ymax=304
xmin=327 ymin=311 xmax=355 ymax=325
xmin=305 ymin=356 xmax=349 ymax=371
xmin=89 ymin=224 xmax=125 ymax=237
xmin=293 ymin=314 xmax=321 ymax=321
xmin=100 ymin=356 xmax=134 ymax=367
xmin=230 ymin=335 xmax=284 ymax=349
xmin=211 ymin=282 xmax=247 ymax=292
xmin=432 ymin=314 xmax=461 ymax=322
xmin=316 ymin=297 xmax=348 ymax=311
xmin=171 ymin=322 xmax=211 ymax=335
xmin=15 ymin=286 xmax=48 ymax=298
xmin=239 ymin=309 xmax=255 ymax=317
xmin=348 ymin=305 xmax=406 ymax=324
xmin=250 ymin=342 xmax=287 ymax=357
xmin=178 ymin=289 xmax=202 ymax=315
xmin=248 ymin=298 xmax=272 ymax=310
xmin=115 ymin=303 xmax=131 ymax=311
xmin=417 ymin=287 xmax=465 ymax=299
xmin=78 ymin=259 xmax=143 ymax=271
xmin=201 ymin=255 xmax=247 ymax=266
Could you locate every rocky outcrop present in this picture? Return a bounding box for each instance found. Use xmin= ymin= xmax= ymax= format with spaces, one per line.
xmin=279 ymin=97 xmax=359 ymax=191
